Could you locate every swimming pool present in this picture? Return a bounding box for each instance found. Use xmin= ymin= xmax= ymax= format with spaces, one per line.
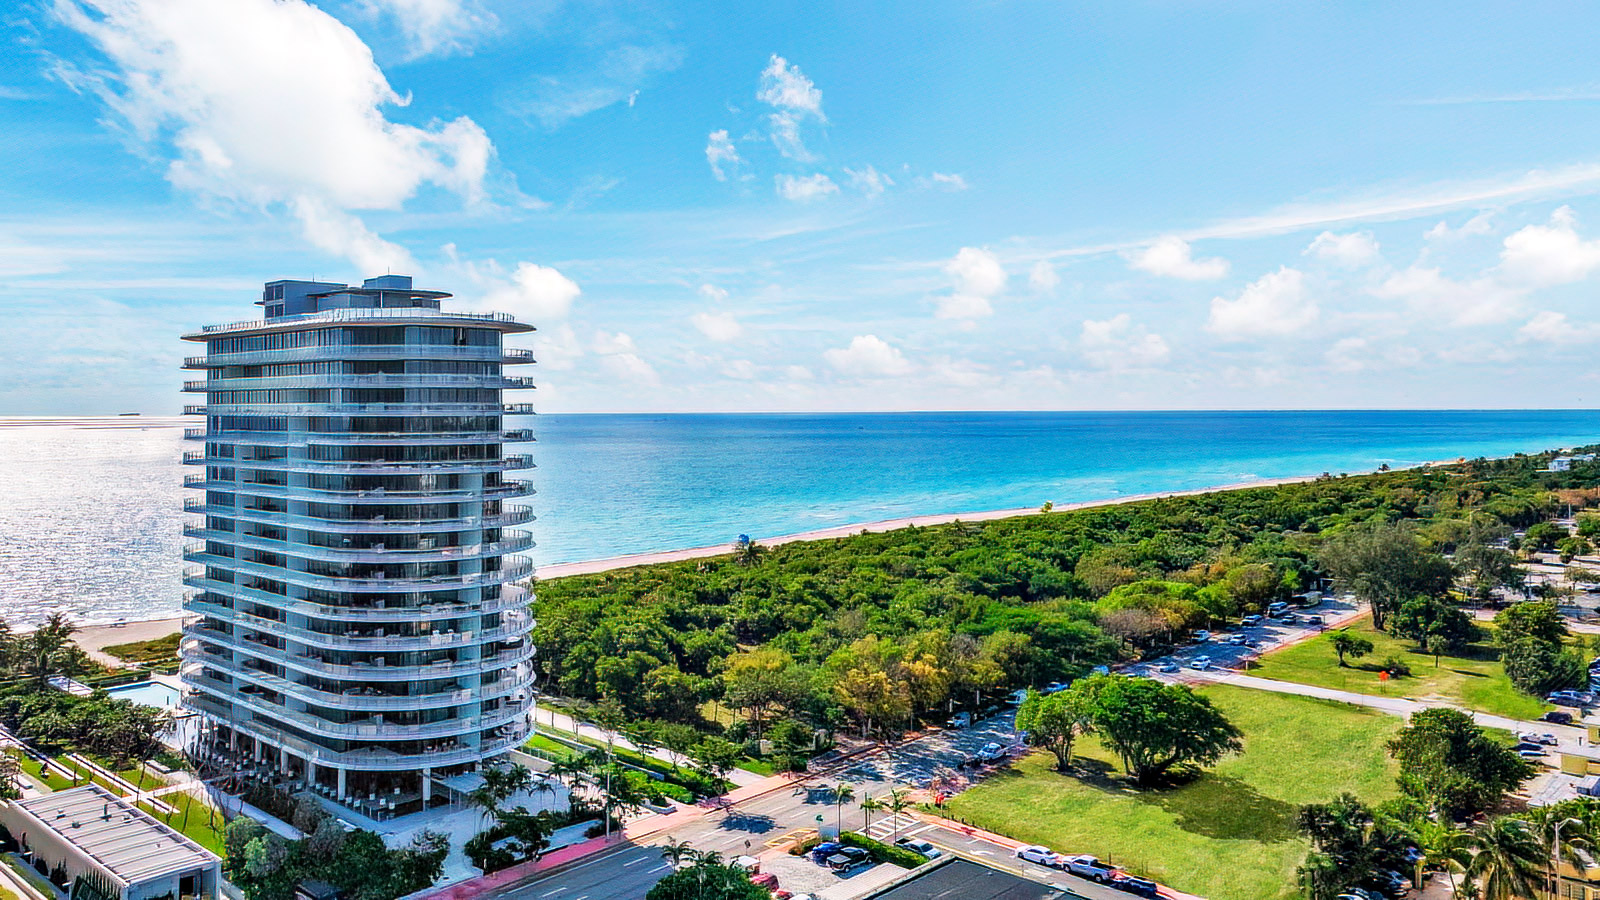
xmin=107 ymin=677 xmax=181 ymax=709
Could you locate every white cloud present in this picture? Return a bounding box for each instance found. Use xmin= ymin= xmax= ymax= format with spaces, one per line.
xmin=721 ymin=359 xmax=759 ymax=380
xmin=945 ymin=247 xmax=1006 ymax=297
xmin=934 ymin=293 xmax=993 ymax=321
xmin=758 ymin=55 xmax=825 ymax=161
xmin=1498 ymin=206 xmax=1600 ymax=287
xmin=757 ymin=54 xmax=823 ymax=118
xmin=1080 ymin=314 xmax=1169 ymax=370
xmin=482 ymin=262 xmax=581 ymax=322
xmin=1206 ymin=267 xmax=1318 ymax=338
xmin=917 ymin=172 xmax=968 ymax=192
xmin=825 ymin=334 xmax=912 ymax=377
xmin=1028 ymin=260 xmax=1059 ymax=294
xmin=1518 ymin=310 xmax=1600 ymax=344
xmin=1325 ymin=336 xmax=1422 ymax=373
xmin=775 ymin=173 xmax=838 ymax=202
xmin=291 ymin=195 xmax=415 ymax=273
xmin=691 ymin=311 xmax=742 ymax=342
xmin=1425 ymin=212 xmax=1494 ymax=241
xmin=57 ymin=0 xmax=492 ymax=271
xmin=531 ymin=323 xmax=583 ymax=370
xmin=705 ymin=130 xmax=742 ymax=181
xmin=1127 ymin=236 xmax=1230 ymax=280
xmin=1372 ymin=265 xmax=1521 ymax=326
xmin=784 ymin=365 xmax=814 ymax=381
xmin=593 ymin=331 xmax=659 ymax=385
xmin=362 ymin=0 xmax=494 ymax=58
xmin=844 ymin=165 xmax=892 ymax=197
xmin=515 ymin=44 xmax=685 ymax=128
xmin=1305 ymin=230 xmax=1381 ymax=266
xmin=698 ymin=283 xmax=729 ymax=303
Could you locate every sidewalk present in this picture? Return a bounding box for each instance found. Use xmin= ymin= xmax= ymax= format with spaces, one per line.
xmin=532 ymin=705 xmax=765 ymax=788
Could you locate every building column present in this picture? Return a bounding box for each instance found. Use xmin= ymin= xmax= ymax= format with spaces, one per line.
xmin=280 ymin=747 xmax=290 ymax=774
xmin=421 ymin=768 xmax=431 ymax=805
xmin=337 ymin=768 xmax=346 ymax=798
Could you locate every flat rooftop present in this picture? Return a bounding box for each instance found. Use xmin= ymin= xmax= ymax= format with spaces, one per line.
xmin=11 ymin=785 xmax=218 ymax=885
xmin=866 ymin=858 xmax=1073 ymax=900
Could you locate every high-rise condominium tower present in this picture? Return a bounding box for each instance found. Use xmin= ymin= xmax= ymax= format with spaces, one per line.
xmin=180 ymin=275 xmax=536 ymax=813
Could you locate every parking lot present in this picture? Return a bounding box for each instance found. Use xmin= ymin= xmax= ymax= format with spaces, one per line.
xmin=836 ymin=714 xmax=1021 ymax=789
xmin=1134 ymin=593 xmax=1363 ymax=677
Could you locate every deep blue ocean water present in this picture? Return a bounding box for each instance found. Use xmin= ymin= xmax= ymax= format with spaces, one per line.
xmin=4 ymin=409 xmax=1600 ymax=626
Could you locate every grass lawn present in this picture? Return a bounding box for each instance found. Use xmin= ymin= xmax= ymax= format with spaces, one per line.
xmin=101 ymin=632 xmax=181 ymax=667
xmin=1248 ymin=615 xmax=1550 ymax=720
xmin=143 ymin=791 xmax=227 ymax=856
xmin=944 ymin=685 xmax=1402 ymax=900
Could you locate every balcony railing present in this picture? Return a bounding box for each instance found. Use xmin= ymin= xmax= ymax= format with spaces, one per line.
xmin=192 ymin=308 xmax=522 ymax=336
xmin=181 ymin=454 xmax=535 ymax=474
xmin=187 ymin=502 xmax=534 ymax=532
xmin=186 ymin=677 xmax=527 ymax=741
xmin=182 ymin=578 xmax=532 ymax=622
xmin=183 ymin=551 xmax=533 ymax=591
xmin=180 ymin=479 xmax=534 ymax=502
xmin=188 ymin=599 xmax=534 ymax=650
xmin=185 ymin=429 xmax=528 ymax=445
xmin=182 ymin=374 xmax=537 ymax=392
xmin=183 ymin=624 xmax=536 ymax=681
xmin=185 ymin=402 xmax=527 ymax=417
xmin=183 ymin=530 xmax=534 ymax=564
xmin=185 ymin=346 xmax=513 ymax=368
xmin=184 ymin=655 xmax=533 ymax=712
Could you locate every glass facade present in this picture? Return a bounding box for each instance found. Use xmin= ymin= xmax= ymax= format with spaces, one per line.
xmin=180 ymin=276 xmax=535 ymax=810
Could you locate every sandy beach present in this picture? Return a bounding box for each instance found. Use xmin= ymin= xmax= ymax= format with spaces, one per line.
xmin=534 ymin=472 xmax=1326 ymax=580
xmin=73 ymin=615 xmax=192 ymax=667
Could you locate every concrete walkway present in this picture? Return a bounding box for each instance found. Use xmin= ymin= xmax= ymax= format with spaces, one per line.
xmin=532 ymin=705 xmax=765 ymax=787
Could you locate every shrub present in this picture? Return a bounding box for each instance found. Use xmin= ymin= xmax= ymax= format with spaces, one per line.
xmin=838 ymin=832 xmax=927 ymax=869
xmin=1379 ymin=657 xmax=1411 ymax=678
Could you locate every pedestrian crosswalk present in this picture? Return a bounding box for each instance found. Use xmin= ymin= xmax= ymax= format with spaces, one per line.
xmin=863 ymin=813 xmax=924 ymax=842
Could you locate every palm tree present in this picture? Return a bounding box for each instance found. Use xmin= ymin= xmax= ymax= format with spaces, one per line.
xmin=828 ymin=784 xmax=855 ymax=836
xmin=859 ymin=792 xmax=883 ymax=831
xmin=1413 ymin=818 xmax=1473 ymax=896
xmin=1528 ymin=810 xmax=1591 ymax=900
xmin=734 ymin=536 xmax=765 ymax=567
xmin=658 ymin=839 xmax=697 ymax=869
xmin=883 ymin=787 xmax=915 ymax=842
xmin=1466 ymin=817 xmax=1544 ymax=900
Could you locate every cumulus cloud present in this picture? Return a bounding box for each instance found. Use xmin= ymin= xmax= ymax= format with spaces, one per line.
xmin=825 ymin=334 xmax=912 ymax=377
xmin=1127 ymin=236 xmax=1230 ymax=280
xmin=482 ymin=262 xmax=581 ymax=322
xmin=775 ymin=173 xmax=838 ymax=202
xmin=1305 ymin=231 xmax=1381 ymax=267
xmin=916 ymin=172 xmax=968 ymax=192
xmin=291 ymin=196 xmax=415 ymax=274
xmin=1372 ymin=265 xmax=1521 ymax=326
xmin=1425 ymin=212 xmax=1494 ymax=241
xmin=721 ymin=359 xmax=759 ymax=380
xmin=757 ymin=55 xmax=825 ymax=161
xmin=56 ymin=0 xmax=492 ymax=270
xmin=934 ymin=247 xmax=1005 ymax=323
xmin=691 ymin=311 xmax=742 ymax=342
xmin=1206 ymin=267 xmax=1318 ymax=339
xmin=1498 ymin=206 xmax=1600 ymax=287
xmin=1518 ymin=310 xmax=1600 ymax=344
xmin=363 ymin=0 xmax=495 ymax=58
xmin=593 ymin=331 xmax=659 ymax=385
xmin=531 ymin=323 xmax=583 ymax=370
xmin=844 ymin=165 xmax=892 ymax=197
xmin=1028 ymin=260 xmax=1059 ymax=294
xmin=1325 ymin=336 xmax=1422 ymax=373
xmin=705 ymin=130 xmax=742 ymax=181
xmin=1080 ymin=314 xmax=1169 ymax=370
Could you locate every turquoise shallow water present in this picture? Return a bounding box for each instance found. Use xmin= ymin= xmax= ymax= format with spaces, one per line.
xmin=3 ymin=410 xmax=1600 ymax=626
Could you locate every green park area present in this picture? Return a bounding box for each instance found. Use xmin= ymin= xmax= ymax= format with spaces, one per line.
xmin=945 ymin=684 xmax=1402 ymax=900
xmin=1248 ymin=615 xmax=1551 ymax=721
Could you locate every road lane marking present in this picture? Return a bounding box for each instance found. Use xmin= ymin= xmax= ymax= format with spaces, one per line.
xmin=648 ymin=865 xmax=670 ymax=873
xmin=540 ymin=889 xmax=568 ymax=897
xmin=624 ymin=858 xmax=646 ymax=867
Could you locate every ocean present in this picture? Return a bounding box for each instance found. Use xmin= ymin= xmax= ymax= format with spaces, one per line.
xmin=3 ymin=409 xmax=1600 ymax=628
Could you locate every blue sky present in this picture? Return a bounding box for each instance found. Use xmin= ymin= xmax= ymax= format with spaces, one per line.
xmin=4 ymin=0 xmax=1600 ymax=413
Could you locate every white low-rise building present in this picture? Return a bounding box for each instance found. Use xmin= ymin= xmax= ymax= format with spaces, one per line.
xmin=0 ymin=785 xmax=220 ymax=900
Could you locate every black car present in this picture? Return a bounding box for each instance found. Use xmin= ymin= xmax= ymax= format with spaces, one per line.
xmin=1544 ymin=710 xmax=1576 ymax=725
xmin=827 ymin=847 xmax=872 ymax=872
xmin=1112 ymin=875 xmax=1161 ymax=898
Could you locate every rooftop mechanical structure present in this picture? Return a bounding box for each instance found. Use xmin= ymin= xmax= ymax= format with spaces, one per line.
xmin=179 ymin=275 xmax=536 ymax=815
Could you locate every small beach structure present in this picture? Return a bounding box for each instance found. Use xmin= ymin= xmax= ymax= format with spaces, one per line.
xmin=0 ymin=784 xmax=220 ymax=900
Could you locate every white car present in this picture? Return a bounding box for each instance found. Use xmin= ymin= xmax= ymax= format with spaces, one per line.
xmin=1519 ymin=732 xmax=1559 ymax=746
xmin=1063 ymin=855 xmax=1117 ymax=882
xmin=1190 ymin=656 xmax=1212 ymax=670
xmin=976 ymin=741 xmax=1008 ymax=762
xmin=1015 ymin=845 xmax=1063 ymax=868
xmin=1192 ymin=630 xmax=1211 ymax=642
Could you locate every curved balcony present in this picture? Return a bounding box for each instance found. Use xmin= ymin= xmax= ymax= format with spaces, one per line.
xmin=183 ymin=624 xmax=536 ymax=682
xmin=185 ymin=694 xmax=531 ymax=771
xmin=183 ymin=530 xmax=533 ymax=564
xmin=184 ymin=659 xmax=534 ymax=713
xmin=183 ymin=374 xmax=535 ymax=392
xmin=183 ymin=347 xmax=528 ymax=369
xmin=184 ymin=549 xmax=533 ymax=588
xmin=184 ymin=428 xmax=532 ymax=445
xmin=181 ymin=453 xmax=535 ymax=475
xmin=183 ymin=581 xmax=530 ymax=623
xmin=189 ymin=308 xmax=525 ymax=337
xmin=182 ymin=477 xmax=534 ymax=502
xmin=185 ymin=402 xmax=530 ymax=417
xmin=186 ymin=500 xmax=534 ymax=532
xmin=188 ymin=599 xmax=534 ymax=652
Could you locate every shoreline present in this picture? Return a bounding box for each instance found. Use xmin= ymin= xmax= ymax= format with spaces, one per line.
xmin=533 ymin=471 xmax=1332 ymax=580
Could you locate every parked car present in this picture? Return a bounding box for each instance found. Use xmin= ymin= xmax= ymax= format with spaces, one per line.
xmin=751 ymin=873 xmax=779 ymax=889
xmin=827 ymin=847 xmax=872 ymax=872
xmin=1303 ymin=615 xmax=1325 ymax=626
xmin=1544 ymin=711 xmax=1575 ymax=725
xmin=1044 ymin=681 xmax=1070 ymax=694
xmin=1155 ymin=662 xmax=1179 ymax=673
xmin=1227 ymin=634 xmax=1249 ymax=645
xmin=1240 ymin=614 xmax=1263 ymax=627
xmin=1371 ymin=870 xmax=1410 ymax=897
xmin=809 ymin=842 xmax=843 ymax=864
xmin=1548 ymin=690 xmax=1594 ymax=707
xmin=895 ymin=838 xmax=942 ymax=860
xmin=1007 ymin=689 xmax=1028 ymax=706
xmin=732 ymin=855 xmax=761 ymax=872
xmin=1015 ymin=845 xmax=1064 ymax=868
xmin=1063 ymin=855 xmax=1117 ymax=882
xmin=1267 ymin=602 xmax=1290 ymax=617
xmin=1192 ymin=630 xmax=1211 ymax=642
xmin=976 ymin=742 xmax=1008 ymax=762
xmin=1190 ymin=656 xmax=1212 ymax=671
xmin=1518 ymin=747 xmax=1547 ymax=760
xmin=1111 ymin=875 xmax=1161 ymax=898
xmin=1091 ymin=665 xmax=1111 ymax=676
xmin=1242 ymin=639 xmax=1261 ymax=649
xmin=947 ymin=712 xmax=971 ymax=729
xmin=1519 ymin=732 xmax=1560 ymax=746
